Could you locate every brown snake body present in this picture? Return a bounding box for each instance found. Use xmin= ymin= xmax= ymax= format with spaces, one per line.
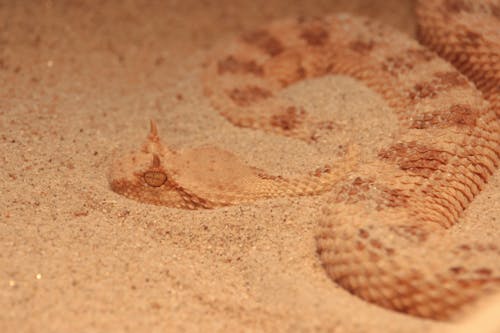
xmin=109 ymin=0 xmax=500 ymax=320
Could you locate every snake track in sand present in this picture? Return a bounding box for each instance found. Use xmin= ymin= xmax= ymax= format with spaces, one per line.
xmin=109 ymin=0 xmax=500 ymax=320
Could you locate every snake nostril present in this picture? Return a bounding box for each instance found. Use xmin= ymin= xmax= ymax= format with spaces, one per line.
xmin=144 ymin=171 xmax=167 ymax=187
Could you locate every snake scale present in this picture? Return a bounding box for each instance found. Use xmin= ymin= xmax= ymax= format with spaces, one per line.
xmin=109 ymin=0 xmax=500 ymax=321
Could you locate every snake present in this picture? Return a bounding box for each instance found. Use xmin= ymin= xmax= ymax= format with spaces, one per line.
xmin=108 ymin=0 xmax=500 ymax=321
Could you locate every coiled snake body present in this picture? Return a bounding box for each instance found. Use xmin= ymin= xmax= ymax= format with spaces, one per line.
xmin=109 ymin=0 xmax=500 ymax=320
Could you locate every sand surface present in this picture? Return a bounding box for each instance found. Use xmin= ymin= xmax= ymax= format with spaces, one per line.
xmin=1 ymin=1 xmax=499 ymax=332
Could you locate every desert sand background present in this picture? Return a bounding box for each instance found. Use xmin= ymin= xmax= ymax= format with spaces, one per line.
xmin=1 ymin=0 xmax=498 ymax=332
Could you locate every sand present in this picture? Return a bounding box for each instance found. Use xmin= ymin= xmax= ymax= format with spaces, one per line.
xmin=0 ymin=1 xmax=498 ymax=332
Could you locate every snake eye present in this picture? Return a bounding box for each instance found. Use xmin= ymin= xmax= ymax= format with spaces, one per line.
xmin=143 ymin=154 xmax=167 ymax=187
xmin=144 ymin=171 xmax=167 ymax=187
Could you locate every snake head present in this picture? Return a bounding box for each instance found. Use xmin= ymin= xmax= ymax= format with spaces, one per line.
xmin=108 ymin=121 xmax=190 ymax=207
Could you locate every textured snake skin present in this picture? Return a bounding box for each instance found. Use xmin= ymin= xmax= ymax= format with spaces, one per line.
xmin=108 ymin=0 xmax=500 ymax=320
